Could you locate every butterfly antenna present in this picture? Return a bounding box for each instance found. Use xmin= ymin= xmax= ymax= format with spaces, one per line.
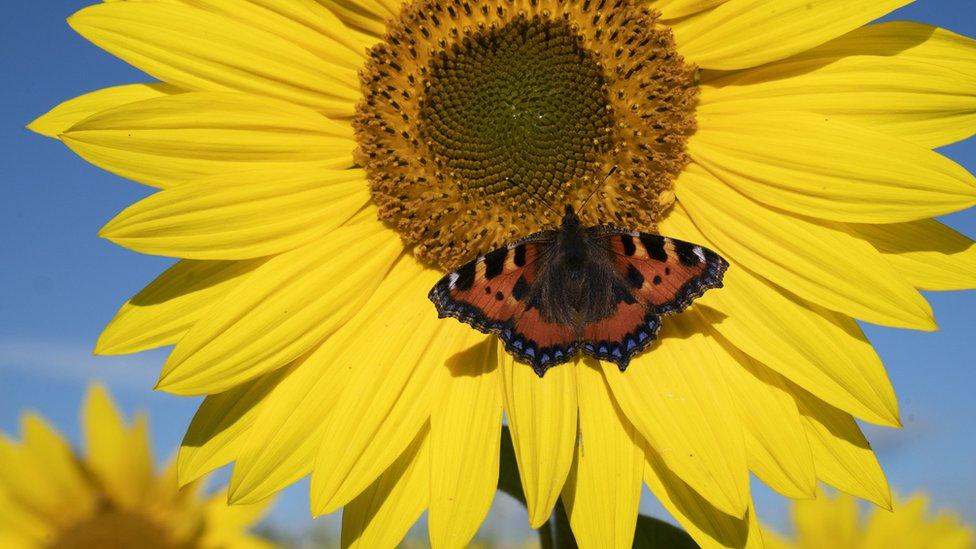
xmin=578 ymin=165 xmax=618 ymax=213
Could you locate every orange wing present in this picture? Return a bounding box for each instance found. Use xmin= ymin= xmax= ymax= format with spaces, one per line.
xmin=580 ymin=229 xmax=728 ymax=370
xmin=428 ymin=234 xmax=579 ymax=376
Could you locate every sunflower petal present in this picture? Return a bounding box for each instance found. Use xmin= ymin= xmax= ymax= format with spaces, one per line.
xmin=795 ymin=22 xmax=976 ymax=79
xmin=100 ymin=168 xmax=370 ymax=259
xmin=643 ymin=449 xmax=763 ymax=549
xmin=157 ymin=222 xmax=401 ymax=395
xmin=83 ymin=384 xmax=153 ymax=508
xmin=846 ymin=219 xmax=976 ymax=291
xmin=793 ymin=387 xmax=892 ymax=508
xmin=341 ymin=428 xmax=430 ymax=549
xmin=173 ymin=0 xmax=366 ymax=71
xmin=647 ymin=0 xmax=730 ymax=19
xmin=229 ymin=257 xmax=427 ymax=504
xmin=61 ymin=92 xmax=354 ymax=189
xmin=710 ymin=340 xmax=816 ymax=499
xmin=319 ymin=0 xmax=399 ymax=37
xmin=690 ymin=111 xmax=976 ymax=223
xmin=660 ymin=206 xmax=901 ymax=427
xmin=95 ymin=258 xmax=264 ymax=355
xmin=676 ymin=166 xmax=935 ymax=330
xmin=20 ymin=415 xmax=95 ymax=516
xmin=672 ymin=0 xmax=911 ymax=70
xmin=501 ymin=352 xmax=578 ymax=528
xmin=700 ymin=35 xmax=976 ymax=149
xmin=602 ymin=315 xmax=750 ymax=518
xmin=310 ymin=269 xmax=457 ymax=516
xmin=178 ymin=367 xmax=289 ymax=486
xmin=428 ymin=338 xmax=503 ymax=549
xmin=27 ymin=83 xmax=180 ymax=138
xmin=791 ymin=491 xmax=860 ymax=547
xmin=561 ymin=361 xmax=643 ymax=549
xmin=68 ymin=2 xmax=359 ymax=116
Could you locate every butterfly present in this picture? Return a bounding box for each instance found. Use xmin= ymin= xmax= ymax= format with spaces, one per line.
xmin=428 ymin=204 xmax=729 ymax=376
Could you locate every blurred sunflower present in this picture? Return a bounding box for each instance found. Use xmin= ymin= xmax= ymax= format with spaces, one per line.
xmin=764 ymin=490 xmax=974 ymax=549
xmin=29 ymin=0 xmax=976 ymax=547
xmin=0 ymin=384 xmax=275 ymax=549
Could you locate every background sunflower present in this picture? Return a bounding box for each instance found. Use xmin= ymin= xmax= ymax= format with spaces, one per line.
xmin=763 ymin=490 xmax=974 ymax=549
xmin=0 ymin=383 xmax=275 ymax=548
xmin=5 ymin=0 xmax=965 ymax=544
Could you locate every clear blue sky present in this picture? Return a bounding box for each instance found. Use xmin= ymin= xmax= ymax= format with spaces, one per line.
xmin=2 ymin=0 xmax=974 ymax=539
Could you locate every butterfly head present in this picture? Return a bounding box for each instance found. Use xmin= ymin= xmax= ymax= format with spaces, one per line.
xmin=561 ymin=204 xmax=582 ymax=230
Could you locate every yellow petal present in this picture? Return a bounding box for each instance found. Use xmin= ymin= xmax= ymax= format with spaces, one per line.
xmin=100 ymin=168 xmax=370 ymax=259
xmin=27 ymin=83 xmax=179 ymax=138
xmin=792 ymin=491 xmax=861 ymax=547
xmin=676 ymin=166 xmax=935 ymax=330
xmin=229 ymin=257 xmax=428 ymax=504
xmin=61 ymin=91 xmax=354 ymax=189
xmin=846 ymin=219 xmax=976 ymax=291
xmin=660 ymin=206 xmax=900 ymax=427
xmin=672 ymin=0 xmax=911 ymax=70
xmin=83 ymin=384 xmax=154 ymax=508
xmin=795 ymin=22 xmax=976 ymax=80
xmin=603 ymin=314 xmax=750 ymax=518
xmin=690 ymin=111 xmax=976 ymax=223
xmin=319 ymin=0 xmax=398 ymax=37
xmin=157 ymin=222 xmax=402 ymax=395
xmin=428 ymin=338 xmax=503 ymax=549
xmin=0 ymin=431 xmax=86 ymax=526
xmin=793 ymin=387 xmax=892 ymax=508
xmin=200 ymin=488 xmax=275 ymax=548
xmin=341 ymin=427 xmax=430 ymax=549
xmin=20 ymin=415 xmax=96 ymax=518
xmin=69 ymin=2 xmax=360 ymax=117
xmin=700 ymin=37 xmax=976 ymax=149
xmin=96 ymin=258 xmax=264 ymax=355
xmin=647 ymin=0 xmax=730 ymax=19
xmin=561 ymin=361 xmax=643 ymax=549
xmin=178 ymin=367 xmax=289 ymax=486
xmin=501 ymin=352 xmax=579 ymax=529
xmin=708 ymin=333 xmax=816 ymax=499
xmin=0 ymin=480 xmax=53 ymax=546
xmin=173 ymin=0 xmax=366 ymax=71
xmin=643 ymin=449 xmax=763 ymax=549
xmin=311 ymin=281 xmax=469 ymax=516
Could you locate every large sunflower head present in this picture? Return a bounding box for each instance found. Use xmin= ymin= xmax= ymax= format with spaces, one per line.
xmin=764 ymin=490 xmax=974 ymax=549
xmin=30 ymin=0 xmax=976 ymax=547
xmin=0 ymin=384 xmax=275 ymax=549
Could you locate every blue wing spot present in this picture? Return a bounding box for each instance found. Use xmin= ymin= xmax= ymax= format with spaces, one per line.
xmin=512 ymin=339 xmax=523 ymax=350
xmin=626 ymin=338 xmax=637 ymax=350
xmin=611 ymin=347 xmax=623 ymax=358
xmin=525 ymin=347 xmax=536 ymax=357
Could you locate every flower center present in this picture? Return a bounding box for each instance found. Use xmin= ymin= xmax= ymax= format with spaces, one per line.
xmin=355 ymin=0 xmax=698 ymax=269
xmin=420 ymin=15 xmax=613 ymax=202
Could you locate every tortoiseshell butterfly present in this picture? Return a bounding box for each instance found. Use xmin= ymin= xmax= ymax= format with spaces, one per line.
xmin=429 ymin=202 xmax=729 ymax=376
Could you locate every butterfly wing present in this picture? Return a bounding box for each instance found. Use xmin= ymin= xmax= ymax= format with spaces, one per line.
xmin=580 ymin=227 xmax=729 ymax=370
xmin=428 ymin=232 xmax=579 ymax=375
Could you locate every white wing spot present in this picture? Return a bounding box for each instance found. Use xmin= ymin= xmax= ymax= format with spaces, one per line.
xmin=448 ymin=272 xmax=459 ymax=289
xmin=693 ymin=246 xmax=706 ymax=263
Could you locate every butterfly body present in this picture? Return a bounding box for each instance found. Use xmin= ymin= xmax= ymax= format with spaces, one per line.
xmin=429 ymin=205 xmax=728 ymax=376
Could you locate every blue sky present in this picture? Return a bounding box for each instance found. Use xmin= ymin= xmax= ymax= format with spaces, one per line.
xmin=2 ymin=0 xmax=975 ymax=541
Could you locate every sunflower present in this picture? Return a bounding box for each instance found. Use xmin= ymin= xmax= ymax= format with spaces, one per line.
xmin=29 ymin=0 xmax=976 ymax=547
xmin=0 ymin=384 xmax=275 ymax=549
xmin=763 ymin=490 xmax=974 ymax=549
